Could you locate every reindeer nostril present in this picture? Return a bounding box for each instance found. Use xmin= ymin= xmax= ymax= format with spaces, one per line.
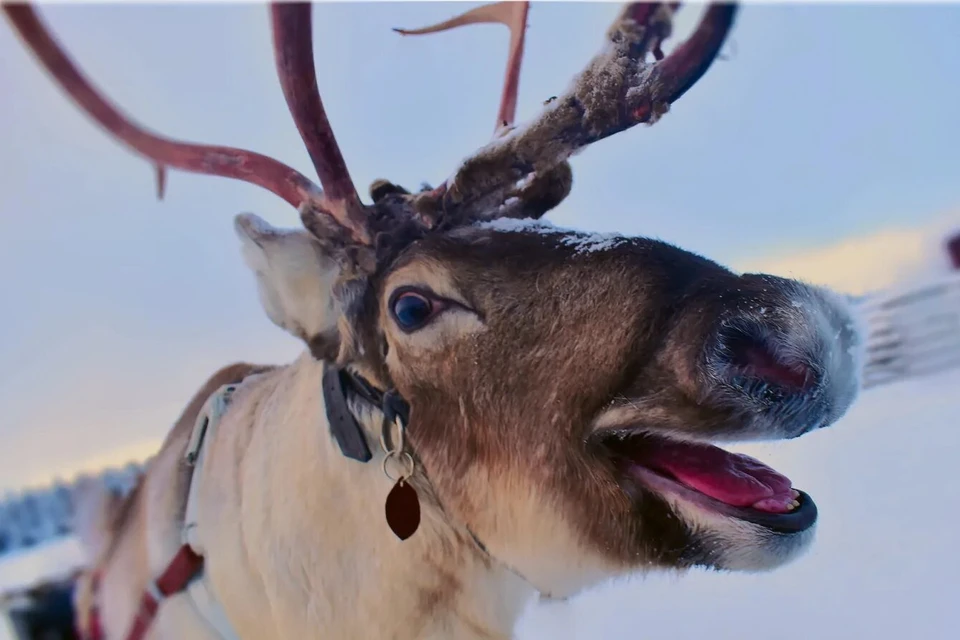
xmin=739 ymin=343 xmax=812 ymax=390
xmin=718 ymin=325 xmax=817 ymax=394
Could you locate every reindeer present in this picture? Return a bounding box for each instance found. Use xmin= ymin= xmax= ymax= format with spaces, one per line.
xmin=5 ymin=2 xmax=864 ymax=639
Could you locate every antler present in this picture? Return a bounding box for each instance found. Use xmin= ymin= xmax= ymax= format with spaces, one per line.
xmin=395 ymin=1 xmax=530 ymax=134
xmin=409 ymin=2 xmax=738 ymax=225
xmin=5 ymin=1 xmax=737 ymax=256
xmin=2 ymin=2 xmax=373 ymax=246
xmin=393 ymin=1 xmax=572 ymax=223
xmin=270 ymin=3 xmax=369 ymax=244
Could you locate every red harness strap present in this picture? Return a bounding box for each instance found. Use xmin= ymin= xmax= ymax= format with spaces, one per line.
xmin=80 ymin=545 xmax=204 ymax=640
xmin=124 ymin=544 xmax=205 ymax=640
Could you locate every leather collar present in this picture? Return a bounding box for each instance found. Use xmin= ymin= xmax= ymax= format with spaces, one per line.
xmin=321 ymin=364 xmax=410 ymax=463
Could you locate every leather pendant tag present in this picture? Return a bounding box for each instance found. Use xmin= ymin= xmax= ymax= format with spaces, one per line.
xmin=385 ymin=479 xmax=421 ymax=541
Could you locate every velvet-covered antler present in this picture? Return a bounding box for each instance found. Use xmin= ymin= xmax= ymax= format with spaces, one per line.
xmin=408 ymin=2 xmax=738 ymax=226
xmin=390 ymin=0 xmax=573 ymax=223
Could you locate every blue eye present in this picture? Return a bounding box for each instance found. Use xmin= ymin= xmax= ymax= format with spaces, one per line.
xmin=391 ymin=291 xmax=436 ymax=331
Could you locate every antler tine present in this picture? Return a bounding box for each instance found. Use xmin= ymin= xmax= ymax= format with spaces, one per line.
xmin=2 ymin=4 xmax=324 ymax=212
xmin=411 ymin=2 xmax=738 ymax=223
xmin=649 ymin=3 xmax=735 ymax=106
xmin=393 ymin=1 xmax=571 ymax=224
xmin=269 ymin=3 xmax=370 ymax=245
xmin=394 ymin=1 xmax=530 ymax=134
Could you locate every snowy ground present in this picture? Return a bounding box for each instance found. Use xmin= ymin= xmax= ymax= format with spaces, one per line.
xmin=0 ymin=537 xmax=82 ymax=597
xmin=2 ymin=369 xmax=957 ymax=639
xmin=0 ymin=537 xmax=83 ymax=640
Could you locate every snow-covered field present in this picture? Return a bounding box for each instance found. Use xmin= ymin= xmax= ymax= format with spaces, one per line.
xmin=0 ymin=537 xmax=83 ymax=598
xmin=2 ymin=368 xmax=957 ymax=639
xmin=0 ymin=537 xmax=83 ymax=640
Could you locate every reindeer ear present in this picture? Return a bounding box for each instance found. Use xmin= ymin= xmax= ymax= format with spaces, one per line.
xmin=234 ymin=213 xmax=344 ymax=357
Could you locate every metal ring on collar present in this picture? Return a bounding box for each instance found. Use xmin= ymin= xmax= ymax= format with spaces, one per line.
xmin=382 ymin=450 xmax=415 ymax=482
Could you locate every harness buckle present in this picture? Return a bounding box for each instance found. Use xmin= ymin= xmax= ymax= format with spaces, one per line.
xmin=145 ymin=579 xmax=164 ymax=604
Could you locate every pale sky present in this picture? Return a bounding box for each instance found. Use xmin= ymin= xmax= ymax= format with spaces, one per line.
xmin=1 ymin=2 xmax=959 ymax=491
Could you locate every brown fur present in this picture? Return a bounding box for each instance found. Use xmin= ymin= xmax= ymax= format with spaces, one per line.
xmin=367 ymin=230 xmax=813 ymax=570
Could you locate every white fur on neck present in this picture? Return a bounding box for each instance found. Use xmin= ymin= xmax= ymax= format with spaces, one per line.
xmin=188 ymin=353 xmax=535 ymax=639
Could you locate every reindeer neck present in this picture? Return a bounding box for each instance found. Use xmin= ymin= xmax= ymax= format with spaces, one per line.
xmin=199 ymin=351 xmax=534 ymax=640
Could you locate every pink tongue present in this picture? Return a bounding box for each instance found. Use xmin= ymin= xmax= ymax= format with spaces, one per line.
xmin=636 ymin=438 xmax=795 ymax=513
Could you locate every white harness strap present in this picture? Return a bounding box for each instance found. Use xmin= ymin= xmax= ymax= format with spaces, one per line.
xmin=179 ymin=384 xmax=242 ymax=640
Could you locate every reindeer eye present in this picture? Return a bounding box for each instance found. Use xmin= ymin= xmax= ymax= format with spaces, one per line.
xmin=390 ymin=290 xmax=437 ymax=332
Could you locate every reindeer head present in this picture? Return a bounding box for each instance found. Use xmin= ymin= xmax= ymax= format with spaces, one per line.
xmin=8 ymin=1 xmax=864 ymax=599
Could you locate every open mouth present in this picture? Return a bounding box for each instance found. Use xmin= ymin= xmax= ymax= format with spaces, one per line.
xmin=598 ymin=431 xmax=817 ymax=534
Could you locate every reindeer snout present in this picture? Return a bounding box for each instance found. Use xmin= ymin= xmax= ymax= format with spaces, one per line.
xmin=704 ymin=275 xmax=865 ymax=438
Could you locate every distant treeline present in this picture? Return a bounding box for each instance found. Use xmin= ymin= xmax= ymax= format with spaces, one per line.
xmin=0 ymin=461 xmax=146 ymax=557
